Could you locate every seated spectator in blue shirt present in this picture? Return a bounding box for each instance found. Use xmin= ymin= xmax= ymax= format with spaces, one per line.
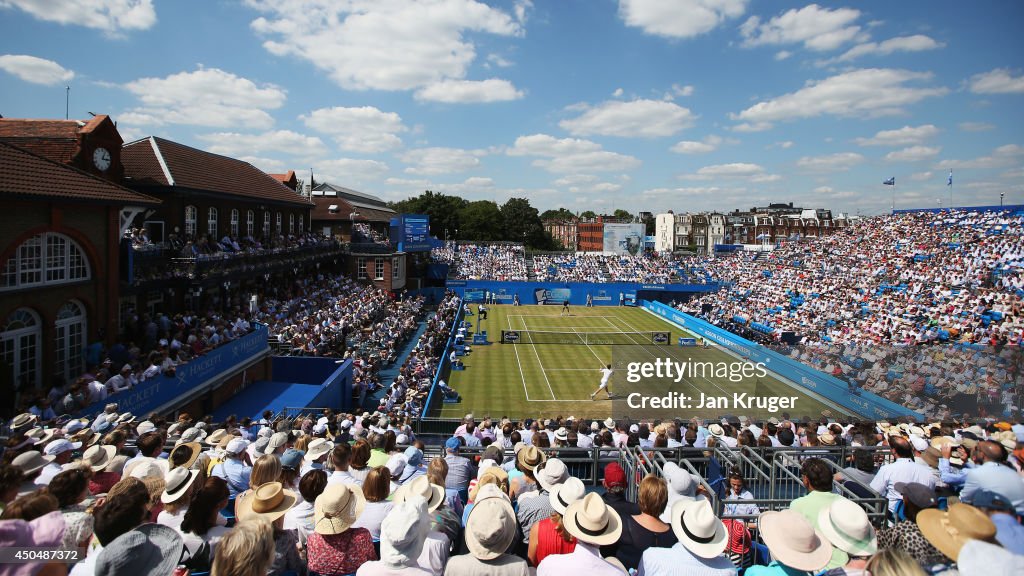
xmin=211 ymin=438 xmax=252 ymax=498
xmin=972 ymin=490 xmax=1024 ymax=555
xmin=959 ymin=441 xmax=1024 ymax=517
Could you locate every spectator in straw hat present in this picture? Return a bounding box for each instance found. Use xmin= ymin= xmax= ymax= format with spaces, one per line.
xmin=917 ymin=503 xmax=998 ymax=568
xmin=528 ymin=476 xmax=584 ymax=566
xmin=356 ymin=496 xmax=433 ymax=576
xmin=509 ymin=445 xmax=545 ymax=501
xmin=537 ymin=493 xmax=623 ymax=576
xmin=11 ymin=452 xmax=53 ymax=497
xmin=235 ymin=481 xmax=303 ymax=576
xmin=746 ymin=509 xmax=831 ymax=576
xmin=817 ymin=498 xmax=877 ymax=576
xmin=638 ymin=499 xmax=734 ymax=576
xmin=446 ymin=483 xmax=529 ymax=576
xmin=301 ymin=437 xmax=334 ymax=478
xmin=517 ymin=458 xmax=568 ymax=546
xmin=156 ymin=466 xmax=200 ymax=532
xmin=308 ymin=482 xmax=375 ymax=575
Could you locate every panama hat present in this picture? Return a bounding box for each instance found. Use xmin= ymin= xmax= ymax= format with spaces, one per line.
xmin=758 ymin=509 xmax=832 ymax=572
xmin=304 ymin=438 xmax=334 ymax=463
xmin=549 ymin=476 xmax=586 ymax=515
xmin=314 ymin=483 xmax=366 ymax=535
xmin=394 ymin=476 xmax=444 ymax=512
xmin=708 ymin=424 xmax=725 ymax=437
xmin=117 ymin=412 xmax=136 ymax=425
xmin=236 ymin=481 xmax=297 ymax=524
xmin=161 ymin=467 xmax=200 ymax=504
xmin=562 ymin=493 xmax=622 ymax=546
xmin=603 ymin=417 xmax=615 ymax=429
xmin=204 ymin=429 xmax=228 ymax=446
xmin=817 ymin=499 xmax=877 ymax=557
xmin=516 ymin=445 xmax=546 ymax=471
xmin=169 ymin=442 xmax=201 ymax=470
xmin=70 ymin=429 xmax=99 ymax=449
xmin=11 ymin=413 xmax=37 ymax=431
xmin=11 ymin=451 xmax=54 ymax=476
xmin=535 ymin=458 xmax=569 ymax=492
xmin=81 ymin=444 xmax=117 ymax=472
xmin=818 ymin=432 xmax=837 ymax=446
xmin=95 ymin=524 xmax=183 ymax=576
xmin=670 ymin=499 xmax=728 ymax=559
xmin=918 ymin=504 xmax=996 ymax=562
xmin=465 ymin=484 xmax=517 ymax=560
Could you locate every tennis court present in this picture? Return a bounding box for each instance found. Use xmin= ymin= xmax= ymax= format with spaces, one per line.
xmin=437 ymin=304 xmax=847 ymax=420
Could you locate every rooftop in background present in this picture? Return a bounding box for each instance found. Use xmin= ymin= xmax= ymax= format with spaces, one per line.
xmin=122 ymin=136 xmax=313 ymax=207
xmin=0 ymin=115 xmax=120 ymax=165
xmin=311 ymin=182 xmax=395 ymax=223
xmin=0 ymin=140 xmax=159 ymax=206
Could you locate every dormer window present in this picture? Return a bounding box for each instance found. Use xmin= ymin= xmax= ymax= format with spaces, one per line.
xmin=328 ymin=204 xmax=339 ymax=214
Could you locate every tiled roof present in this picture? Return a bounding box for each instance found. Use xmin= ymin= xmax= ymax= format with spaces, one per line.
xmin=313 ymin=182 xmax=393 ymax=210
xmin=122 ymin=137 xmax=313 ymax=207
xmin=0 ymin=141 xmax=160 ymax=205
xmin=310 ymin=197 xmax=395 ymax=223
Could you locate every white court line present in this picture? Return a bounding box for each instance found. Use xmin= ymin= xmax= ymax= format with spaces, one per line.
xmin=507 ymin=314 xmax=531 ymax=401
xmin=570 ymin=325 xmax=610 ymax=367
xmin=521 ymin=315 xmax=557 ymax=400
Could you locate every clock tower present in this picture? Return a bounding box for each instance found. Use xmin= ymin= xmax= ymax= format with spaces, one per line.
xmin=76 ymin=115 xmax=124 ymax=183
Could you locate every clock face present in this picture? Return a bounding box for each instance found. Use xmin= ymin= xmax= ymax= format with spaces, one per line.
xmin=93 ymin=147 xmax=112 ymax=171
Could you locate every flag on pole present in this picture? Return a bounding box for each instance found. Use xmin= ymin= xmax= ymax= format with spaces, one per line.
xmin=947 ymin=170 xmax=953 ymax=186
xmin=883 ymin=177 xmax=895 ymax=186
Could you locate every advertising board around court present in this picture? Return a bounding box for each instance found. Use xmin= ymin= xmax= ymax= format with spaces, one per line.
xmin=445 ymin=280 xmax=718 ymax=307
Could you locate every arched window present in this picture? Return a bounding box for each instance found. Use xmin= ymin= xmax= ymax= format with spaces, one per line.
xmin=289 ymin=214 xmax=295 ymax=235
xmin=54 ymin=300 xmax=85 ymax=383
xmin=276 ymin=212 xmax=282 ymax=235
xmin=298 ymin=215 xmax=304 ymax=234
xmin=263 ymin=211 xmax=271 ymax=236
xmin=231 ymin=209 xmax=239 ymax=236
xmin=247 ymin=210 xmax=255 ymax=237
xmin=185 ymin=205 xmax=198 ymax=237
xmin=1 ymin=308 xmax=41 ymax=390
xmin=2 ymin=233 xmax=91 ymax=291
xmin=208 ymin=207 xmax=218 ymax=237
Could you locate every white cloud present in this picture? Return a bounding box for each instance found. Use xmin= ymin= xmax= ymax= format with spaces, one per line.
xmin=910 ymin=171 xmax=933 ymax=181
xmin=796 ymin=152 xmax=865 ymax=172
xmin=560 ymin=99 xmax=695 ymax=138
xmin=508 ymin=134 xmax=641 ymax=173
xmin=553 ymin=174 xmax=599 ymax=187
xmin=885 ymin=146 xmax=941 ymax=163
xmin=399 ymin=147 xmax=486 ymax=175
xmin=936 ymin=144 xmax=1024 ymax=170
xmin=301 ymin=106 xmax=407 ymax=154
xmin=740 ymin=5 xmax=863 ymax=51
xmin=197 ymin=130 xmax=326 ymax=157
xmin=612 ymin=87 xmax=624 ymax=97
xmin=829 ymin=35 xmax=943 ymax=64
xmin=681 ymin=162 xmax=780 ymax=183
xmin=959 ymin=122 xmax=994 ymax=132
xmin=774 ymin=50 xmax=792 ymax=61
xmin=414 ymin=78 xmax=524 ymax=103
xmin=967 ymin=68 xmax=1024 ymax=95
xmin=776 ymin=140 xmax=794 ymax=149
xmin=246 ymin=0 xmax=522 ymax=93
xmin=315 ymin=158 xmax=390 ymax=185
xmin=121 ymin=67 xmax=286 ymax=129
xmin=813 ymin=186 xmax=833 ymax=194
xmin=731 ymin=121 xmax=772 ymax=133
xmin=672 ymin=83 xmax=695 ymax=97
xmin=486 ymin=54 xmax=513 ymax=68
xmin=0 ymin=54 xmax=73 ymax=85
xmin=671 ymin=135 xmax=723 ymax=154
xmin=855 ymin=124 xmax=939 ymax=147
xmin=0 ymin=0 xmax=155 ymax=33
xmin=618 ymin=0 xmax=747 ymax=39
xmin=733 ymin=68 xmax=948 ymax=127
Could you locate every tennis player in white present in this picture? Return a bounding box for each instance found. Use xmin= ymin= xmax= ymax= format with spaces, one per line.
xmin=591 ymin=364 xmax=614 ymax=399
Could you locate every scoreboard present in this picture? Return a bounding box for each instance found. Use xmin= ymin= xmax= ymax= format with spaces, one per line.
xmin=390 ymin=214 xmax=432 ymax=252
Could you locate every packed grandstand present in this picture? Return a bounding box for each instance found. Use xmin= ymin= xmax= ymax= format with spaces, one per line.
xmin=2 ymin=208 xmax=1022 ymax=575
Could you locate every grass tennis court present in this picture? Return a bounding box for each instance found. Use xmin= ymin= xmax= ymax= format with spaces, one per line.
xmin=437 ymin=304 xmax=848 ymax=420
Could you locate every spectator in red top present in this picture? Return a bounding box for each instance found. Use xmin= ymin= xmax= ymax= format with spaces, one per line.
xmin=528 ymin=477 xmax=584 ymax=566
xmin=308 ymin=483 xmax=376 ymax=575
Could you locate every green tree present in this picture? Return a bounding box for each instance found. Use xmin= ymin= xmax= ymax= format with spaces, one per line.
xmin=457 ymin=200 xmax=502 ymax=241
xmin=500 ymin=197 xmax=545 ymax=247
xmin=539 ymin=207 xmax=576 ymax=221
xmin=580 ymin=210 xmax=597 ymax=219
xmin=643 ymin=213 xmax=656 ymax=235
xmin=389 ymin=190 xmax=467 ymax=239
xmin=613 ymin=209 xmax=633 ymax=221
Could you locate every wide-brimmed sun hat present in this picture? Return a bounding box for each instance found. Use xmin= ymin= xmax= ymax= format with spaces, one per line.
xmin=549 ymin=476 xmax=586 ymax=515
xmin=95 ymin=524 xmax=184 ymax=576
xmin=81 ymin=444 xmax=117 ymax=472
xmin=758 ymin=509 xmax=832 ymax=572
xmin=11 ymin=451 xmax=54 ymax=476
xmin=562 ymin=493 xmax=622 ymax=546
xmin=314 ymin=482 xmax=366 ymax=535
xmin=161 ymin=467 xmax=200 ymax=504
xmin=168 ymin=442 xmax=201 ymax=470
xmin=918 ymin=503 xmax=996 ymax=562
xmin=817 ymin=498 xmax=877 ymax=557
xmin=465 ymin=484 xmax=517 ymax=560
xmin=535 ymin=458 xmax=569 ymax=492
xmin=236 ymin=481 xmax=297 ymax=524
xmin=516 ymin=445 xmax=546 ymax=471
xmin=379 ymin=496 xmax=432 ymax=564
xmin=204 ymin=428 xmax=228 ymax=446
xmin=670 ymin=498 xmax=728 ymax=559
xmin=304 ymin=438 xmax=334 ymax=463
xmin=394 ymin=475 xmax=445 ymax=512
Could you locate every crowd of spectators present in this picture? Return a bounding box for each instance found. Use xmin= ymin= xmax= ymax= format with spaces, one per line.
xmin=3 ymin=409 xmax=1022 ymax=575
xmin=532 ymin=254 xmax=676 ymax=283
xmin=431 ymin=242 xmax=529 ymax=281
xmin=351 ymin=223 xmax=390 ymax=245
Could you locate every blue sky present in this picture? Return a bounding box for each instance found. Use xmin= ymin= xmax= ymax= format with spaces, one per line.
xmin=1 ymin=0 xmax=1022 ymax=216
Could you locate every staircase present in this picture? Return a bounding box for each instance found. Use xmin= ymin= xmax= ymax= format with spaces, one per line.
xmin=525 ymin=255 xmax=537 ymax=280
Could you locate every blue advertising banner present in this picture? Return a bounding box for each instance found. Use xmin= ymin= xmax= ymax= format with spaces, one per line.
xmin=641 ymin=300 xmax=920 ymax=420
xmin=77 ymin=325 xmax=270 ymax=419
xmin=445 ymin=280 xmax=718 ymax=307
